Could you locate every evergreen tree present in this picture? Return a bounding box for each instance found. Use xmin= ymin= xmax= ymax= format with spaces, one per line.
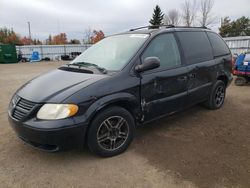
xmin=149 ymin=5 xmax=164 ymax=26
xmin=219 ymin=17 xmax=231 ymax=37
xmin=48 ymin=35 xmax=52 ymax=44
xmin=45 ymin=35 xmax=52 ymax=45
xmin=219 ymin=16 xmax=250 ymax=37
xmin=231 ymin=16 xmax=250 ymax=36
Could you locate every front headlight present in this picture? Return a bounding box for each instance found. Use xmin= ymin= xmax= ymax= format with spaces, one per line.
xmin=37 ymin=104 xmax=79 ymax=120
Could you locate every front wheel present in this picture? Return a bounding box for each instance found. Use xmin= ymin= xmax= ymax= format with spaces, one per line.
xmin=204 ymin=80 xmax=226 ymax=110
xmin=235 ymin=77 xmax=247 ymax=86
xmin=87 ymin=106 xmax=135 ymax=157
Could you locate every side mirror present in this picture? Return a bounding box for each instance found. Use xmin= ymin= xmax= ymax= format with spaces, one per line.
xmin=135 ymin=57 xmax=160 ymax=73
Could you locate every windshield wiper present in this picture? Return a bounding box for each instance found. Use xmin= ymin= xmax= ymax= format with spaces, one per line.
xmin=68 ymin=62 xmax=107 ymax=74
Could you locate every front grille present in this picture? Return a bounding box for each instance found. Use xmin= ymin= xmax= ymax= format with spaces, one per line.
xmin=11 ymin=96 xmax=37 ymax=121
xmin=12 ymin=94 xmax=19 ymax=105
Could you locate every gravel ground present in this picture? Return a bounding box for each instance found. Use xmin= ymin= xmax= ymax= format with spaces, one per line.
xmin=0 ymin=61 xmax=249 ymax=188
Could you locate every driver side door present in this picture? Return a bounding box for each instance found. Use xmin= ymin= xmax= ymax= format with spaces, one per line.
xmin=140 ymin=33 xmax=189 ymax=121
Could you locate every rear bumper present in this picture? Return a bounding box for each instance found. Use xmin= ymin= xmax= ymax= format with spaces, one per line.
xmin=8 ymin=115 xmax=87 ymax=151
xmin=228 ymin=74 xmax=233 ymax=87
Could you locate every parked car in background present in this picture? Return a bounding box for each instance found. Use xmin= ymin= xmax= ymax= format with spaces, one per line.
xmin=8 ymin=25 xmax=232 ymax=157
xmin=232 ymin=52 xmax=250 ymax=86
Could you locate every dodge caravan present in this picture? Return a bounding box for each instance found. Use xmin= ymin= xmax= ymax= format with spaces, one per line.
xmin=8 ymin=25 xmax=233 ymax=157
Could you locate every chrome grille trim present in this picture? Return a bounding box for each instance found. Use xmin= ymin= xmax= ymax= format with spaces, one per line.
xmin=11 ymin=96 xmax=37 ymax=121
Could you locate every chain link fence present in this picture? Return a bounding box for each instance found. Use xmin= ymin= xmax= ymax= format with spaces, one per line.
xmin=223 ymin=36 xmax=250 ymax=55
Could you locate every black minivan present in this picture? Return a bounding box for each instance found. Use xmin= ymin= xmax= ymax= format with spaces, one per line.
xmin=8 ymin=26 xmax=232 ymax=157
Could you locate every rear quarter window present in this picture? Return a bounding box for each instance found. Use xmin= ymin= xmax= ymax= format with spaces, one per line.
xmin=207 ymin=32 xmax=230 ymax=57
xmin=176 ymin=31 xmax=213 ymax=64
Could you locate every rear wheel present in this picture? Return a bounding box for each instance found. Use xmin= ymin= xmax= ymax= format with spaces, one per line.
xmin=87 ymin=106 xmax=135 ymax=157
xmin=204 ymin=80 xmax=226 ymax=110
xmin=235 ymin=77 xmax=247 ymax=86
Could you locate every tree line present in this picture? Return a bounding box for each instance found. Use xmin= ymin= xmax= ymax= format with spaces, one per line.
xmin=0 ymin=28 xmax=105 ymax=45
xmin=149 ymin=1 xmax=250 ymax=37
xmin=219 ymin=16 xmax=250 ymax=37
xmin=1 ymin=0 xmax=250 ymax=45
xmin=149 ymin=0 xmax=216 ymax=27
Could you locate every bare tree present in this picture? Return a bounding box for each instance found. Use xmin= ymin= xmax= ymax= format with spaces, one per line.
xmin=181 ymin=0 xmax=197 ymax=27
xmin=199 ymin=0 xmax=216 ymax=26
xmin=164 ymin=9 xmax=181 ymax=25
xmin=83 ymin=27 xmax=92 ymax=44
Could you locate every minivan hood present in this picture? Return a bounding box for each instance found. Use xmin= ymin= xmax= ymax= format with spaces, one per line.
xmin=16 ymin=69 xmax=108 ymax=103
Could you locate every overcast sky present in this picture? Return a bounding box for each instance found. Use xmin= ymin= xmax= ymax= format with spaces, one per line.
xmin=1 ymin=0 xmax=250 ymax=41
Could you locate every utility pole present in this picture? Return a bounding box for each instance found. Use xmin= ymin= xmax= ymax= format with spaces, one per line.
xmin=27 ymin=21 xmax=32 ymax=41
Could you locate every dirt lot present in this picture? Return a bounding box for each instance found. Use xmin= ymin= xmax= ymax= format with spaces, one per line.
xmin=0 ymin=62 xmax=249 ymax=188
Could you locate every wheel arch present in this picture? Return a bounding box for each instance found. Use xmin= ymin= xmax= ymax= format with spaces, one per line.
xmin=82 ymin=93 xmax=141 ymax=144
xmin=217 ymin=74 xmax=228 ymax=86
xmin=85 ymin=92 xmax=141 ymax=127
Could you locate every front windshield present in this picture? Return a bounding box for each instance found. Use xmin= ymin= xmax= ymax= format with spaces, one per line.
xmin=71 ymin=34 xmax=149 ymax=71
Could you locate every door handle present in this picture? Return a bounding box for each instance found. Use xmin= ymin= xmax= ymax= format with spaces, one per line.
xmin=189 ymin=73 xmax=196 ymax=79
xmin=222 ymin=58 xmax=227 ymax=63
xmin=194 ymin=66 xmax=199 ymax=70
xmin=178 ymin=76 xmax=188 ymax=81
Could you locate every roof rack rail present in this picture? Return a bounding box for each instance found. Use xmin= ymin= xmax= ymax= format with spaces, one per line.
xmin=129 ymin=25 xmax=209 ymax=31
xmin=174 ymin=26 xmax=210 ymax=29
xmin=129 ymin=25 xmax=175 ymax=31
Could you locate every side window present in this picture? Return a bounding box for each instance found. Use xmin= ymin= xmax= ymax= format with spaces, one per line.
xmin=141 ymin=33 xmax=181 ymax=70
xmin=177 ymin=31 xmax=213 ymax=64
xmin=207 ymin=32 xmax=230 ymax=57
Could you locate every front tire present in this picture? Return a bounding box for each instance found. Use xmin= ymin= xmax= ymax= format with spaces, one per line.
xmin=87 ymin=106 xmax=135 ymax=157
xmin=204 ymin=80 xmax=226 ymax=110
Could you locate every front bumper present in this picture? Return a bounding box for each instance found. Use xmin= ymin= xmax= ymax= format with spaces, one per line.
xmin=8 ymin=115 xmax=87 ymax=152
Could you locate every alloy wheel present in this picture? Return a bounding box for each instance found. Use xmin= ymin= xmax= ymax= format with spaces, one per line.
xmin=214 ymin=85 xmax=225 ymax=107
xmin=97 ymin=116 xmax=129 ymax=151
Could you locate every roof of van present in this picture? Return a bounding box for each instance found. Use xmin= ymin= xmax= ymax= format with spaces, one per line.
xmin=122 ymin=25 xmax=212 ymax=35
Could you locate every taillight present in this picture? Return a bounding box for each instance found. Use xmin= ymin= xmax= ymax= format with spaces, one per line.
xmin=231 ymin=55 xmax=238 ymax=74
xmin=231 ymin=56 xmax=236 ymax=67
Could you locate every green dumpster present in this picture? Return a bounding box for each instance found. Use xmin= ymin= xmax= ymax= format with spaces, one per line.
xmin=0 ymin=44 xmax=18 ymax=63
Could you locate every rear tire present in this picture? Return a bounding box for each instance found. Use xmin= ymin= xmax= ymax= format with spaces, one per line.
xmin=204 ymin=80 xmax=226 ymax=110
xmin=87 ymin=106 xmax=135 ymax=157
xmin=235 ymin=77 xmax=247 ymax=86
